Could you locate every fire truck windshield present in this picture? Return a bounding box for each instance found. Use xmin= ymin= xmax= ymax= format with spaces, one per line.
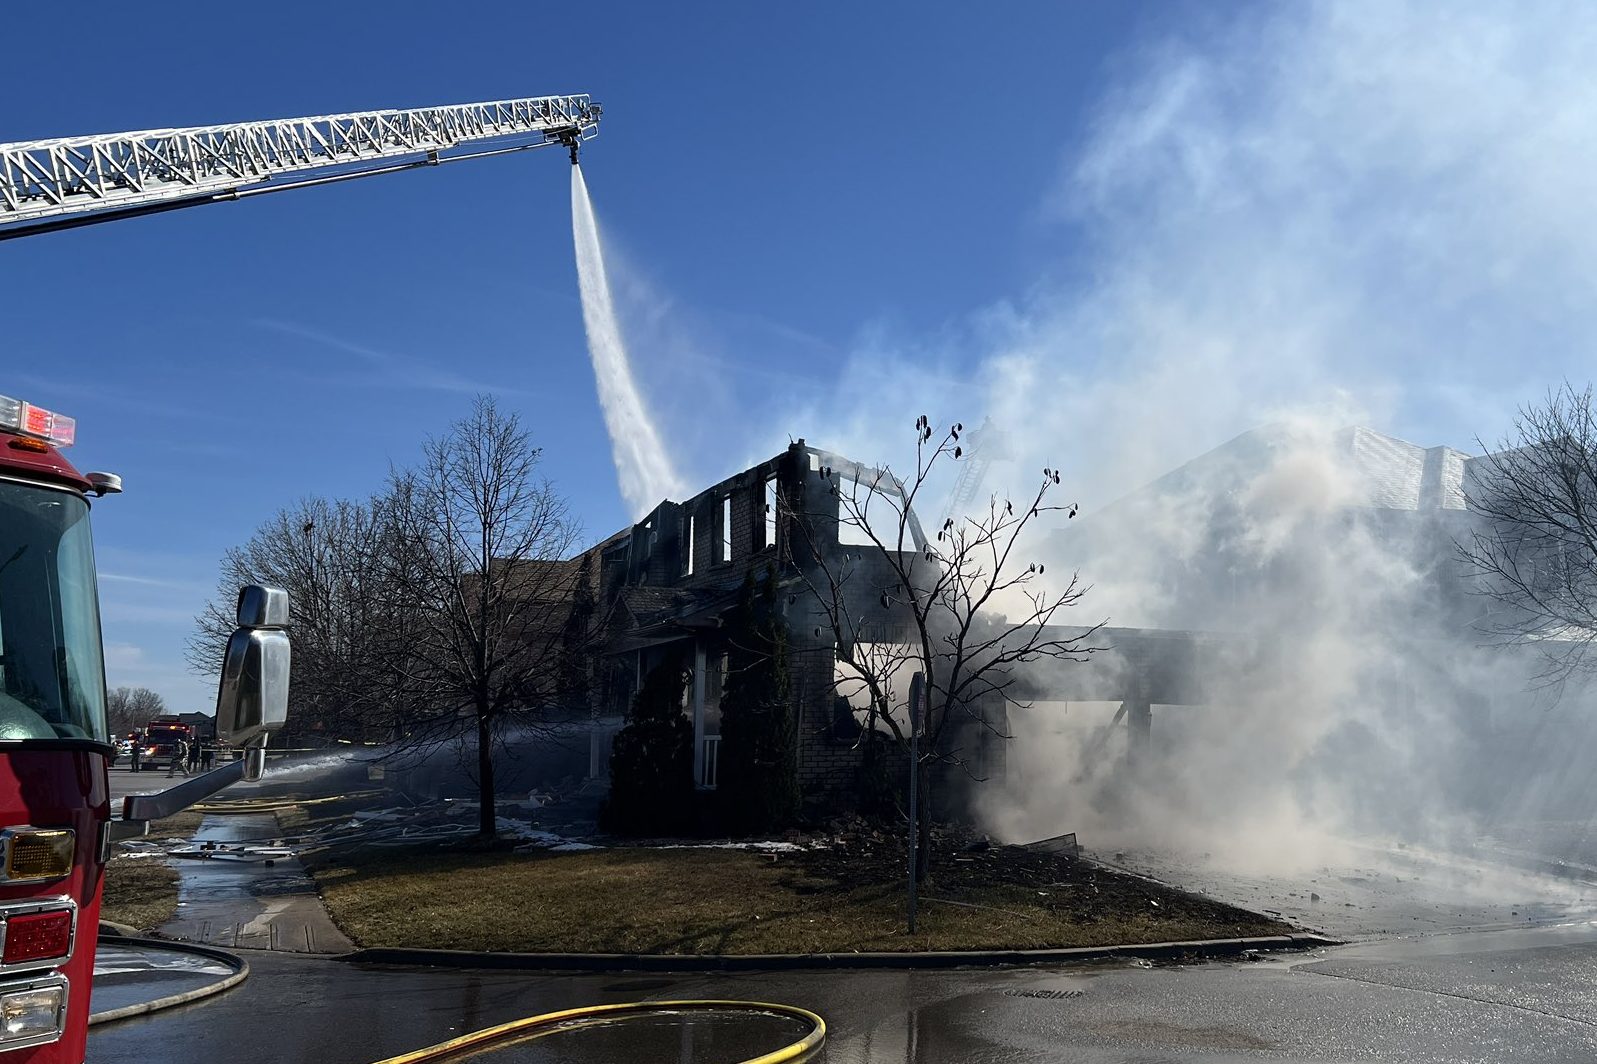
xmin=0 ymin=479 xmax=108 ymax=743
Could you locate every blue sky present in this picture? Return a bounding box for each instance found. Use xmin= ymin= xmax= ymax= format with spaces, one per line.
xmin=8 ymin=2 xmax=1596 ymax=710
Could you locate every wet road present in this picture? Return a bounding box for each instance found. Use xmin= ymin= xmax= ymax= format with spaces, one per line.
xmin=90 ymin=942 xmax=235 ymax=1017
xmin=439 ymin=1011 xmax=816 ymax=1064
xmin=88 ymin=920 xmax=1597 ymax=1063
xmin=1104 ymin=840 xmax=1597 ymax=941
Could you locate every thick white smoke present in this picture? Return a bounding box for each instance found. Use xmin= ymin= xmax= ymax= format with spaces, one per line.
xmin=571 ymin=166 xmax=684 ymax=518
xmin=794 ymin=0 xmax=1597 ymax=493
xmin=781 ymin=2 xmax=1597 ymax=877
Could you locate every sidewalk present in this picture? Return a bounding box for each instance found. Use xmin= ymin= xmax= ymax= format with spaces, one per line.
xmin=158 ymin=814 xmax=353 ymax=954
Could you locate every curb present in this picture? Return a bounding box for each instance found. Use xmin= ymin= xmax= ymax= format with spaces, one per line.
xmin=89 ymin=935 xmax=250 ymax=1026
xmin=338 ymin=932 xmax=1339 ymax=973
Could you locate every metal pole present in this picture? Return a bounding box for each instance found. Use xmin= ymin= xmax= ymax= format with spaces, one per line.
xmin=907 ymin=671 xmax=924 ymax=935
xmin=242 ymin=740 xmax=269 ymax=783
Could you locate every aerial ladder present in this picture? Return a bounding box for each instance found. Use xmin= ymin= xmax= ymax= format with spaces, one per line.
xmin=0 ymin=94 xmax=600 ymax=240
xmin=943 ymin=416 xmax=1009 ymax=521
xmin=0 ymin=95 xmax=598 ymax=1063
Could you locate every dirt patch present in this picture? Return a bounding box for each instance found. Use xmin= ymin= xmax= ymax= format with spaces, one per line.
xmin=797 ymin=825 xmax=1282 ymax=939
xmin=142 ymin=809 xmax=204 ymax=842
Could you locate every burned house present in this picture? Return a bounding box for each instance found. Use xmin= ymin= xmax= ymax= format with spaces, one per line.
xmin=573 ymin=440 xmax=1000 ymax=816
xmin=1007 ymin=423 xmax=1593 ymax=781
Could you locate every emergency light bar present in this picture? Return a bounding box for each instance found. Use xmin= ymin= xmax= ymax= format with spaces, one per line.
xmin=0 ymin=395 xmax=75 ymax=448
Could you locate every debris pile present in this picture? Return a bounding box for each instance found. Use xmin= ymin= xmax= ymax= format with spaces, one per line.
xmin=801 ymin=816 xmax=1091 ymax=892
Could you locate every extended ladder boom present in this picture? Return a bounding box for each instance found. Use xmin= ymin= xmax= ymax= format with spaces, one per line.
xmin=0 ymin=94 xmax=599 ymax=238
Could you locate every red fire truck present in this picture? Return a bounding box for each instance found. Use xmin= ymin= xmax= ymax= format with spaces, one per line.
xmin=0 ymin=393 xmax=290 ymax=1062
xmin=140 ymin=718 xmax=193 ymax=761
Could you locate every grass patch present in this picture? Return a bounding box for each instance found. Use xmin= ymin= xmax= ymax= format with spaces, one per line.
xmin=100 ymin=810 xmax=204 ymax=931
xmin=143 ymin=809 xmax=204 ymax=841
xmin=101 ymin=857 xmax=180 ymax=931
xmin=307 ymin=845 xmax=1291 ymax=955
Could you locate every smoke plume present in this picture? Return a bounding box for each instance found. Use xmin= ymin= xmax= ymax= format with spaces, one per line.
xmin=790 ymin=2 xmax=1597 ymax=875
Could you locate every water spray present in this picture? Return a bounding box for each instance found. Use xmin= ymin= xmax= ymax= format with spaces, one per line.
xmin=570 ymin=165 xmax=683 ymax=516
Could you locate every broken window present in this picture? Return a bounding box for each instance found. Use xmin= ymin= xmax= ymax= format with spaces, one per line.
xmin=764 ymin=477 xmax=778 ymax=551
xmin=721 ymin=495 xmax=733 ymax=562
xmin=683 ymin=514 xmax=696 ymax=576
xmin=837 ymin=474 xmax=899 ymax=547
xmin=706 ymin=651 xmax=727 ymax=735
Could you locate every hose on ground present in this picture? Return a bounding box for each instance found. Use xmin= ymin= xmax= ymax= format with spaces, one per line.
xmin=369 ymin=1000 xmax=825 ymax=1064
xmin=192 ymin=790 xmax=386 ymax=814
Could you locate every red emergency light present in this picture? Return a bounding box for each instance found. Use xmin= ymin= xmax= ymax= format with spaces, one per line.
xmin=0 ymin=394 xmax=75 ymax=448
xmin=2 ymin=911 xmax=72 ymax=965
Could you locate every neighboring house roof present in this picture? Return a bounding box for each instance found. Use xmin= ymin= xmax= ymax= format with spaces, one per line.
xmin=1342 ymin=427 xmax=1469 ymax=511
xmin=494 ymin=557 xmax=584 ymax=599
xmin=617 ymin=586 xmax=694 ymax=626
xmin=1095 ymin=424 xmax=1474 ymax=520
xmin=603 ymin=586 xmax=733 ymax=654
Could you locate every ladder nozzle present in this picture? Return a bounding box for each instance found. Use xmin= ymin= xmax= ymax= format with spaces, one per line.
xmin=555 ymin=129 xmax=582 ymax=166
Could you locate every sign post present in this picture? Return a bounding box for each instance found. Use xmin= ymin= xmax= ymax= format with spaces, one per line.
xmin=907 ymin=670 xmax=925 ymax=935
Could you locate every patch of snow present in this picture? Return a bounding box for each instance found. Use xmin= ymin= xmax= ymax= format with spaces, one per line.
xmin=657 ymin=841 xmax=808 ymax=853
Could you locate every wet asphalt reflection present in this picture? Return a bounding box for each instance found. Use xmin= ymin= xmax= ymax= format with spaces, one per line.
xmin=90 ymin=942 xmax=235 ymax=1016
xmin=88 ymin=920 xmax=1597 ymax=1064
xmin=446 ymin=1011 xmax=814 ymax=1063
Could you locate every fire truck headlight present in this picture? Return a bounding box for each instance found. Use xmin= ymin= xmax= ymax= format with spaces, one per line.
xmin=3 ymin=831 xmax=74 ymax=883
xmin=0 ymin=983 xmax=65 ymax=1043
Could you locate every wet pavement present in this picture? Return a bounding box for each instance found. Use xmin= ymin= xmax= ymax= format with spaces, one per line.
xmin=93 ymin=762 xmax=1597 ymax=1059
xmin=90 ymin=940 xmax=236 ymax=1017
xmin=87 ymin=919 xmax=1597 ymax=1063
xmin=158 ymin=813 xmax=354 ymax=953
xmin=108 ymin=760 xmax=213 ymax=803
xmin=107 ymin=763 xmax=354 ymax=952
xmin=445 ymin=1011 xmax=815 ymax=1063
xmin=1100 ymin=837 xmax=1597 ymax=940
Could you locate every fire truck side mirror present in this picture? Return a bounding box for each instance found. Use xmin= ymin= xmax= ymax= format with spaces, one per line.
xmin=215 ymin=585 xmax=291 ymax=770
xmin=236 ymin=584 xmax=290 ymax=628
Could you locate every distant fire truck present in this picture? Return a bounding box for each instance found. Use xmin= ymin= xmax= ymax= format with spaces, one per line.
xmin=139 ymin=719 xmax=194 ymax=761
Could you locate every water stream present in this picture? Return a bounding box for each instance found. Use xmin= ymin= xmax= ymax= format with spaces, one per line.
xmin=570 ymin=166 xmax=681 ymax=517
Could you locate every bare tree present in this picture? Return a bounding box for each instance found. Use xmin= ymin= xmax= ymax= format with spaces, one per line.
xmin=106 ymin=686 xmax=165 ymax=738
xmin=1460 ymin=383 xmax=1597 ymax=679
xmin=799 ymin=416 xmax=1099 ymax=877
xmin=187 ymin=494 xmax=423 ymax=743
xmin=385 ymin=397 xmax=583 ymax=839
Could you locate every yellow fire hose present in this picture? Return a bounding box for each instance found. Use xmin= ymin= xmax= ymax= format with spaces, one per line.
xmin=192 ymin=790 xmax=388 ymax=814
xmin=370 ymin=1000 xmax=826 ymax=1064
